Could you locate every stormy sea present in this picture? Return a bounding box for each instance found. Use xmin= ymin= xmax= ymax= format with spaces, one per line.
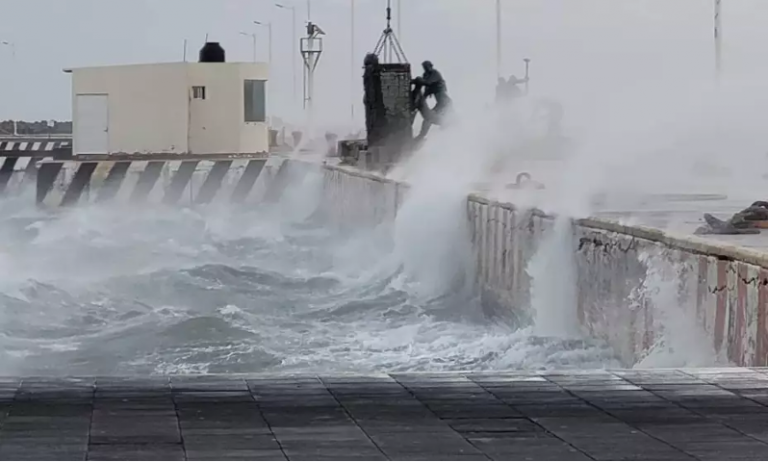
xmin=0 ymin=166 xmax=619 ymax=377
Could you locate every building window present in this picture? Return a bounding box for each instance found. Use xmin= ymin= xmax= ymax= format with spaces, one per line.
xmin=244 ymin=80 xmax=266 ymax=122
xmin=192 ymin=86 xmax=206 ymax=100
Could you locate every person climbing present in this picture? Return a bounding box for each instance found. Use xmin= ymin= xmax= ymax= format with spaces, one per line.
xmin=421 ymin=61 xmax=451 ymax=116
xmin=412 ymin=61 xmax=453 ymax=142
xmin=495 ymin=77 xmax=508 ymax=104
xmin=411 ymin=76 xmax=434 ymax=142
xmin=506 ymin=75 xmax=529 ymax=100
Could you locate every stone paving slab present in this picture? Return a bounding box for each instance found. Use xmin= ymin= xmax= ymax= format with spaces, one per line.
xmin=2 ymin=369 xmax=768 ymax=459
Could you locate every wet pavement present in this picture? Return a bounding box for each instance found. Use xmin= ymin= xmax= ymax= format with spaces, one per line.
xmin=3 ymin=369 xmax=768 ymax=460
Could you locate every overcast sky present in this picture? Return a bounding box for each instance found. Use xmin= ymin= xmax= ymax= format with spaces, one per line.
xmin=2 ymin=0 xmax=768 ymax=128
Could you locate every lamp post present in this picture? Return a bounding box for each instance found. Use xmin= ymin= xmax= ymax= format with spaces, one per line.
xmin=253 ymin=21 xmax=273 ymax=66
xmin=255 ymin=21 xmax=274 ymax=122
xmin=714 ymin=0 xmax=722 ymax=81
xmin=2 ymin=41 xmax=16 ymax=135
xmin=239 ymin=32 xmax=257 ymax=62
xmin=1 ymin=41 xmax=16 ymax=59
xmin=350 ymin=0 xmax=356 ymax=122
xmin=275 ymin=3 xmax=298 ymax=106
xmin=495 ymin=0 xmax=501 ymax=78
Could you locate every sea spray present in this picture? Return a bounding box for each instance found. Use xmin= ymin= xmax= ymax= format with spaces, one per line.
xmin=270 ymin=160 xmax=326 ymax=224
xmin=0 ymin=175 xmax=622 ymax=376
xmin=632 ymin=249 xmax=724 ymax=368
xmin=389 ymin=101 xmax=506 ymax=300
xmin=392 ymin=184 xmax=474 ymax=300
xmin=527 ymin=215 xmax=581 ymax=338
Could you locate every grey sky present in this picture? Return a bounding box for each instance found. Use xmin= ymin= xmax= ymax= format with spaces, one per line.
xmin=1 ymin=0 xmax=767 ymax=127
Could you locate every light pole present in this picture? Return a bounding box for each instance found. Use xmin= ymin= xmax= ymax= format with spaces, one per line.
xmin=254 ymin=21 xmax=273 ymax=65
xmin=255 ymin=21 xmax=274 ymax=122
xmin=351 ymin=0 xmax=356 ymax=122
xmin=275 ymin=3 xmax=298 ymax=107
xmin=239 ymin=32 xmax=257 ymax=62
xmin=2 ymin=41 xmax=16 ymax=135
xmin=495 ymin=0 xmax=501 ymax=78
xmin=1 ymin=41 xmax=16 ymax=60
xmin=714 ymin=0 xmax=722 ymax=81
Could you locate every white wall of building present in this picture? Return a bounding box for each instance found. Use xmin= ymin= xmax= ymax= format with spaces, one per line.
xmin=72 ymin=63 xmax=189 ymax=155
xmin=238 ymin=64 xmax=269 ymax=155
xmin=70 ymin=62 xmax=269 ymax=156
xmin=187 ymin=63 xmax=269 ymax=155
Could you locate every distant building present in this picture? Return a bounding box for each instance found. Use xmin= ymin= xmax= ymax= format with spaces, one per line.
xmin=0 ymin=120 xmax=71 ymax=136
xmin=64 ymin=59 xmax=269 ymax=157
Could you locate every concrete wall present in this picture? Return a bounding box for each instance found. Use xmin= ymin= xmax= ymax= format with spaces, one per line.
xmin=37 ymin=157 xmax=271 ymax=207
xmin=294 ymin=160 xmax=768 ymax=368
xmin=70 ymin=62 xmax=269 ymax=156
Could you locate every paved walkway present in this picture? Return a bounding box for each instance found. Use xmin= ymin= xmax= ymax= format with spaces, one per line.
xmin=3 ymin=369 xmax=768 ymax=460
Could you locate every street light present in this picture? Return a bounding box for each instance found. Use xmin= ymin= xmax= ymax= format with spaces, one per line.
xmin=350 ymin=0 xmax=356 ymax=122
xmin=1 ymin=41 xmax=16 ymax=59
xmin=714 ymin=0 xmax=722 ymax=80
xmin=255 ymin=21 xmax=274 ymax=122
xmin=495 ymin=0 xmax=501 ymax=78
xmin=239 ymin=31 xmax=257 ymax=62
xmin=275 ymin=3 xmax=298 ymax=106
xmin=253 ymin=21 xmax=273 ymax=65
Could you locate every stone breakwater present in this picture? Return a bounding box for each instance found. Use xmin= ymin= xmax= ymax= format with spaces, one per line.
xmin=282 ymin=158 xmax=768 ymax=368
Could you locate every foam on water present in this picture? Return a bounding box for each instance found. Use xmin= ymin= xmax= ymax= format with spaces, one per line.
xmin=0 ymin=88 xmax=730 ymax=377
xmin=9 ymin=69 xmax=764 ymax=376
xmin=0 ymin=157 xmax=621 ymax=376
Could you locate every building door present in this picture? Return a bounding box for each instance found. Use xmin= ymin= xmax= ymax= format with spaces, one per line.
xmin=75 ymin=94 xmax=109 ymax=154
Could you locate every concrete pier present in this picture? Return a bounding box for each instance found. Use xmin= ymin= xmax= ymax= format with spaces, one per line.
xmin=3 ymin=369 xmax=768 ymax=460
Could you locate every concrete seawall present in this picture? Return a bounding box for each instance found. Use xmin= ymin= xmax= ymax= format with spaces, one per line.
xmin=293 ymin=159 xmax=768 ymax=368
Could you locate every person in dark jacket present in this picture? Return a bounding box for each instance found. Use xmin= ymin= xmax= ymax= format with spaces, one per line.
xmin=506 ymin=75 xmax=528 ymax=99
xmin=421 ymin=61 xmax=451 ymax=116
xmin=495 ymin=77 xmax=508 ymax=103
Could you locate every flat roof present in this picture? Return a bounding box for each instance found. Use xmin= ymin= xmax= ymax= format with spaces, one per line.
xmin=62 ymin=61 xmax=269 ymax=74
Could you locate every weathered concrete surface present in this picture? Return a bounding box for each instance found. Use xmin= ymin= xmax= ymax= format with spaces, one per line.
xmin=294 ymin=161 xmax=768 ymax=368
xmin=4 ymin=370 xmax=768 ymax=460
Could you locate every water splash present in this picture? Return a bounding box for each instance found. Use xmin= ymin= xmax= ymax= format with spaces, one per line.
xmin=527 ymin=215 xmax=580 ymax=338
xmin=632 ymin=249 xmax=725 ymax=368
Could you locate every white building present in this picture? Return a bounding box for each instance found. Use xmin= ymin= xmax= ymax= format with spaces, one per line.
xmin=64 ymin=61 xmax=270 ymax=156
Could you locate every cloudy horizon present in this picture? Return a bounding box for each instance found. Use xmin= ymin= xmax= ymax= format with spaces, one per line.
xmin=1 ymin=0 xmax=768 ymax=130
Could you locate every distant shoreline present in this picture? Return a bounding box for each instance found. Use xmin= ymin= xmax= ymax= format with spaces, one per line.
xmin=0 ymin=119 xmax=72 ymax=136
